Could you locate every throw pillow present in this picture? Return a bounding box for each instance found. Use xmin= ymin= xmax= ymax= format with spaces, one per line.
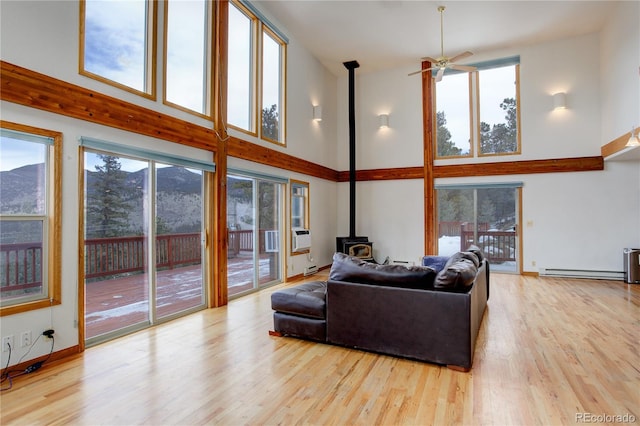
xmin=434 ymin=253 xmax=478 ymax=291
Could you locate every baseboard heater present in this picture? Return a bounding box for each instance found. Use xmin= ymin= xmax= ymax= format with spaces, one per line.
xmin=540 ymin=268 xmax=624 ymax=280
xmin=304 ymin=265 xmax=318 ymax=276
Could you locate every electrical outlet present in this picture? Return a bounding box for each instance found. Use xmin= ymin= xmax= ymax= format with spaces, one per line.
xmin=21 ymin=330 xmax=32 ymax=347
xmin=2 ymin=335 xmax=14 ymax=352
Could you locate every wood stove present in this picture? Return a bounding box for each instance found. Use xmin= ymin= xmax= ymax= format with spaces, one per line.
xmin=336 ymin=60 xmax=374 ymax=261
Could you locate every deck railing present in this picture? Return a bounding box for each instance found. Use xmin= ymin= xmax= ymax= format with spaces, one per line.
xmin=0 ymin=242 xmax=43 ymax=293
xmin=1 ymin=230 xmax=268 ymax=293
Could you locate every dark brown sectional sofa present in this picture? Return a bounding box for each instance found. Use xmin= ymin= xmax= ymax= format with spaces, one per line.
xmin=271 ymin=248 xmax=490 ymax=371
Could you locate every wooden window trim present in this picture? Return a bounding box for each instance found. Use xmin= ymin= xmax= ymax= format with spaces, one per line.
xmin=79 ymin=0 xmax=158 ymax=100
xmin=162 ymin=0 xmax=214 ymax=118
xmin=260 ymin=25 xmax=287 ymax=146
xmin=0 ymin=121 xmax=62 ymax=317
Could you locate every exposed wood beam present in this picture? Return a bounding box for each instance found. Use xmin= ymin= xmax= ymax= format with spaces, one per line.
xmin=0 ymin=61 xmax=216 ymax=152
xmin=422 ymin=61 xmax=437 ymax=255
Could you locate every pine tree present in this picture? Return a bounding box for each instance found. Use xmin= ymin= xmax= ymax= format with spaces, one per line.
xmin=86 ymin=154 xmax=132 ymax=238
xmin=436 ymin=111 xmax=462 ymax=156
xmin=262 ymin=104 xmax=279 ymax=140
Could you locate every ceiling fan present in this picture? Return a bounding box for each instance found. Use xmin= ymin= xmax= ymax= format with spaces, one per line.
xmin=408 ymin=6 xmax=476 ymax=81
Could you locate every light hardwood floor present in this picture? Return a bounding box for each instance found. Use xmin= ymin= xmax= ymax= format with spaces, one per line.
xmin=1 ymin=273 xmax=639 ymax=425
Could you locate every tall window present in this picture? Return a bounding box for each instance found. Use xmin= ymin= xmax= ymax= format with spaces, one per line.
xmin=227 ymin=2 xmax=256 ymax=132
xmin=164 ymin=0 xmax=211 ymax=116
xmin=0 ymin=123 xmax=61 ymax=315
xmin=435 ymin=72 xmax=472 ymax=157
xmin=434 ymin=57 xmax=520 ymax=158
xmin=228 ymin=0 xmax=287 ymax=144
xmin=261 ymin=28 xmax=285 ymax=143
xmin=290 ymin=180 xmax=309 ymax=256
xmin=478 ymin=64 xmax=520 ymax=155
xmin=80 ymin=0 xmax=156 ymax=98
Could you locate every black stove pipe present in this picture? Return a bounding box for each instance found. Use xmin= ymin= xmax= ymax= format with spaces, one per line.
xmin=343 ymin=60 xmax=360 ymax=238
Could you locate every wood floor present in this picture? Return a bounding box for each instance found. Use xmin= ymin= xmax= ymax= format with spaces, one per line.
xmin=1 ymin=273 xmax=639 ymax=425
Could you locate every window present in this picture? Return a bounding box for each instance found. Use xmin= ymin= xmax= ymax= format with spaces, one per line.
xmin=227 ymin=171 xmax=285 ymax=297
xmin=261 ymin=27 xmax=286 ymax=143
xmin=478 ymin=64 xmax=520 ymax=155
xmin=436 ymin=183 xmax=521 ymax=273
xmin=80 ymin=138 xmax=214 ymax=345
xmin=228 ymin=0 xmax=287 ymax=144
xmin=0 ymin=123 xmax=61 ymax=315
xmin=290 ymin=180 xmax=309 ymax=255
xmin=434 ymin=57 xmax=520 ymax=158
xmin=435 ymin=72 xmax=472 ymax=157
xmin=227 ymin=2 xmax=256 ymax=132
xmin=80 ymin=0 xmax=156 ymax=98
xmin=164 ymin=0 xmax=211 ymax=116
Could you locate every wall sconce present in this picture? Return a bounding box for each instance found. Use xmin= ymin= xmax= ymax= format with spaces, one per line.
xmin=378 ymin=113 xmax=389 ymax=129
xmin=626 ymin=126 xmax=640 ymax=147
xmin=553 ymin=92 xmax=567 ymax=110
xmin=313 ymin=105 xmax=322 ymax=121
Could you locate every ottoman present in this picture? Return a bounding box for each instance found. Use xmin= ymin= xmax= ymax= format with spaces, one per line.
xmin=270 ymin=281 xmax=327 ymax=341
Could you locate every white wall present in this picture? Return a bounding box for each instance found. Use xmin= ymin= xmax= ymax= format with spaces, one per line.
xmin=336 ymin=28 xmax=639 ymax=271
xmin=0 ymin=1 xmax=338 ymax=367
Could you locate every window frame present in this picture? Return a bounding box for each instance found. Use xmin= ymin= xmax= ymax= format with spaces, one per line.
xmin=0 ymin=121 xmax=62 ymax=316
xmin=433 ymin=57 xmax=521 ymax=159
xmin=290 ymin=179 xmax=309 ymax=256
xmin=162 ymin=0 xmax=213 ymax=118
xmin=227 ymin=0 xmax=259 ymax=136
xmin=227 ymin=0 xmax=287 ymax=145
xmin=432 ymin=71 xmax=474 ymax=159
xmin=79 ymin=0 xmax=158 ymax=100
xmin=477 ymin=63 xmax=521 ymax=157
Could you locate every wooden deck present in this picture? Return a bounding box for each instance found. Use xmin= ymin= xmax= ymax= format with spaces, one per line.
xmin=86 ymin=255 xmax=275 ymax=339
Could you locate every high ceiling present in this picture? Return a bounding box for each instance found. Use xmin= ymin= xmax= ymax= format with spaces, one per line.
xmin=256 ymin=0 xmax=619 ymax=76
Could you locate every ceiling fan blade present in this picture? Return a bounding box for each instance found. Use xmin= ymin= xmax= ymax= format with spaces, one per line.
xmin=449 ymin=64 xmax=476 ymax=72
xmin=435 ymin=67 xmax=445 ymax=82
xmin=408 ymin=67 xmax=435 ymax=77
xmin=420 ymin=56 xmax=439 ymax=64
xmin=449 ymin=51 xmax=473 ymax=63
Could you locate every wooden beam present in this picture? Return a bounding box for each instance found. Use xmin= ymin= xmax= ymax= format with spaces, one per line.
xmin=211 ymin=0 xmax=229 ymax=307
xmin=228 ymin=135 xmax=339 ymax=181
xmin=433 ymin=156 xmax=604 ymax=178
xmin=422 ymin=61 xmax=437 ymax=255
xmin=0 ymin=61 xmax=216 ymax=152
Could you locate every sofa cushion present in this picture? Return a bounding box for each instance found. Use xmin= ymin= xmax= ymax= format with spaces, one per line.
xmin=466 ymin=244 xmax=485 ymax=263
xmin=271 ymin=281 xmax=327 ymax=319
xmin=434 ymin=252 xmax=479 ymax=291
xmin=329 ymin=252 xmax=436 ymax=289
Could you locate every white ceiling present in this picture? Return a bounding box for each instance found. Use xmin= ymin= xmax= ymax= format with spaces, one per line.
xmin=256 ymin=0 xmax=619 ymax=76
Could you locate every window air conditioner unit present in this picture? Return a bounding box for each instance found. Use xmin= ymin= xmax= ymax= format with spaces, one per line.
xmin=292 ymin=228 xmax=311 ymax=252
xmin=265 ymin=230 xmax=279 ymax=253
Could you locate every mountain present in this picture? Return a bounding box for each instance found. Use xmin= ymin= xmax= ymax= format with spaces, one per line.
xmin=2 ymin=164 xmax=203 ymax=236
xmin=0 ymin=163 xmax=46 ymax=214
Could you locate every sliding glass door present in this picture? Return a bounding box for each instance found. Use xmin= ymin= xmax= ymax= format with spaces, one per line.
xmin=83 ymin=146 xmax=209 ymax=345
xmin=227 ymin=172 xmax=284 ymax=297
xmin=437 ymin=184 xmax=520 ymax=272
